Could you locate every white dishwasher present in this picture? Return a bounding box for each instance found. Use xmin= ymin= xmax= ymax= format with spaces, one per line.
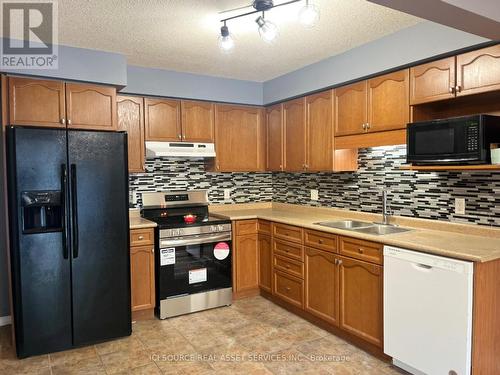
xmin=384 ymin=246 xmax=474 ymax=375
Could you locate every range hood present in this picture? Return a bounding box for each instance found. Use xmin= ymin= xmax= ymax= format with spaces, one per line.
xmin=145 ymin=141 xmax=216 ymax=158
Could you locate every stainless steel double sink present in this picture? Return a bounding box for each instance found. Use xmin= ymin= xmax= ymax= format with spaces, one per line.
xmin=314 ymin=220 xmax=411 ymax=236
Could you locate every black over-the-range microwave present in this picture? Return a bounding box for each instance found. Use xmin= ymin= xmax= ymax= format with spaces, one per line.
xmin=407 ymin=114 xmax=500 ymax=165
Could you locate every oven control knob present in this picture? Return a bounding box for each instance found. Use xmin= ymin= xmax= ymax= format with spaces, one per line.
xmin=173 ymin=229 xmax=181 ymax=237
xmin=218 ymin=225 xmax=225 ymax=232
xmin=178 ymin=229 xmax=184 ymax=236
xmin=211 ymin=225 xmax=218 ymax=232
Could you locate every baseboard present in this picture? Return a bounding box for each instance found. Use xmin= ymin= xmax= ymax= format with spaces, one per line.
xmin=0 ymin=315 xmax=11 ymax=326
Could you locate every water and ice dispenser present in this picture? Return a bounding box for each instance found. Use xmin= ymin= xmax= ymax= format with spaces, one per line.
xmin=21 ymin=191 xmax=63 ymax=234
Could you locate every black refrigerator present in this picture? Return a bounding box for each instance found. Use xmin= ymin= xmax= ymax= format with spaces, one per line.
xmin=6 ymin=126 xmax=131 ymax=358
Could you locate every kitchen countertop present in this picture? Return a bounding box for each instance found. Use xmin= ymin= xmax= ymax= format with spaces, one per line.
xmin=210 ymin=203 xmax=500 ymax=263
xmin=129 ymin=208 xmax=157 ymax=229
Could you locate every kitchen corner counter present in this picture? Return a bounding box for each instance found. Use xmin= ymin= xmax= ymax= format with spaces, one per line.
xmin=210 ymin=204 xmax=500 ymax=263
xmin=129 ymin=208 xmax=157 ymax=229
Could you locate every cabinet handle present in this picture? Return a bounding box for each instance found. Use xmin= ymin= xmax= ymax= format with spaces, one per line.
xmin=285 ymin=265 xmax=290 ymax=269
xmin=285 ymin=287 xmax=291 ymax=292
xmin=336 ymin=259 xmax=343 ymax=266
xmin=279 ymin=164 xmax=283 ymax=169
xmin=455 ymin=85 xmax=462 ymax=93
xmin=358 ymin=247 xmax=364 ymax=254
xmin=182 ymin=134 xmax=185 ymax=139
xmin=318 ymin=239 xmax=324 ymax=244
xmin=216 ymin=163 xmax=220 ymax=171
xmin=449 ymin=87 xmax=455 ymax=93
xmin=362 ymin=123 xmax=366 ymax=130
xmin=138 ymin=235 xmax=144 ymax=240
xmin=67 ymin=119 xmax=72 ymax=125
xmin=60 ymin=118 xmax=66 ymax=125
xmin=366 ymin=123 xmax=371 ymax=130
xmin=152 ymin=248 xmax=154 ymax=253
xmin=178 ymin=134 xmax=182 ymax=139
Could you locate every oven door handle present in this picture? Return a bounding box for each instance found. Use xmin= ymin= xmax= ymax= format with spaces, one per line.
xmin=160 ymin=233 xmax=232 ymax=247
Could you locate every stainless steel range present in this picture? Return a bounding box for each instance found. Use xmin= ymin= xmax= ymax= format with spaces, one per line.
xmin=141 ymin=190 xmax=232 ymax=319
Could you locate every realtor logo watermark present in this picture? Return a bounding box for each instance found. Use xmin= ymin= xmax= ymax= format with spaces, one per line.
xmin=1 ymin=0 xmax=58 ymax=69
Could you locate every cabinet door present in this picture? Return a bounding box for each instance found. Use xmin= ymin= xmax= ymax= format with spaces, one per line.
xmin=339 ymin=256 xmax=383 ymax=347
xmin=456 ymin=45 xmax=500 ymax=97
xmin=367 ymin=70 xmax=409 ymax=132
xmin=306 ymin=90 xmax=333 ymax=171
xmin=235 ymin=234 xmax=259 ymax=293
xmin=130 ymin=245 xmax=155 ymax=311
xmin=214 ymin=104 xmax=265 ymax=172
xmin=65 ymin=83 xmax=117 ymax=131
xmin=266 ymin=104 xmax=283 ymax=171
xmin=334 ymin=81 xmax=367 ymax=136
xmin=181 ymin=100 xmax=214 ymax=142
xmin=258 ymin=234 xmax=272 ymax=293
xmin=8 ymin=76 xmax=65 ymax=127
xmin=117 ymin=96 xmax=145 ymax=173
xmin=283 ymin=98 xmax=306 ymax=172
xmin=304 ymin=247 xmax=339 ymax=326
xmin=409 ymin=57 xmax=455 ymax=105
xmin=144 ymin=98 xmax=181 ymax=141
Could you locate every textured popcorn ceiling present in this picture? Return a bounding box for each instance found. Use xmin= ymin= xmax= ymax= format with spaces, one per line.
xmin=56 ymin=0 xmax=421 ymax=81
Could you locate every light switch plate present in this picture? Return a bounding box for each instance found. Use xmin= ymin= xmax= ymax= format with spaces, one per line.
xmin=311 ymin=189 xmax=319 ymax=201
xmin=455 ymin=198 xmax=466 ymax=215
xmin=224 ymin=189 xmax=231 ymax=200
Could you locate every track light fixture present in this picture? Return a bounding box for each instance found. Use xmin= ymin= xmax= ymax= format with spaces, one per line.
xmin=218 ymin=0 xmax=320 ymax=52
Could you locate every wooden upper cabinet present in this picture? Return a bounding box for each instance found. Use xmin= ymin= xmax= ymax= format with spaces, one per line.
xmin=181 ymin=100 xmax=214 ymax=142
xmin=339 ymin=256 xmax=383 ymax=348
xmin=214 ymin=104 xmax=265 ymax=172
xmin=266 ymin=104 xmax=283 ymax=171
xmin=456 ymin=45 xmax=500 ymax=97
xmin=409 ymin=57 xmax=455 ymax=105
xmin=306 ymin=91 xmax=333 ymax=171
xmin=367 ymin=70 xmax=409 ymax=132
xmin=117 ymin=95 xmax=145 ymax=173
xmin=283 ymin=98 xmax=306 ymax=172
xmin=334 ymin=81 xmax=367 ymax=136
xmin=8 ymin=76 xmax=65 ymax=127
xmin=304 ymin=247 xmax=339 ymax=326
xmin=65 ymin=83 xmax=117 ymax=131
xmin=144 ymin=98 xmax=181 ymax=141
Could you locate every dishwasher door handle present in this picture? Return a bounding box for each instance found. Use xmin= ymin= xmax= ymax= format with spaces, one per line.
xmin=412 ymin=263 xmax=433 ymax=271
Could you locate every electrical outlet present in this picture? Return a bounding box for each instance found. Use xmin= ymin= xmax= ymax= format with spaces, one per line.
xmin=455 ymin=198 xmax=466 ymax=215
xmin=224 ymin=189 xmax=231 ymax=200
xmin=310 ymin=189 xmax=319 ymax=201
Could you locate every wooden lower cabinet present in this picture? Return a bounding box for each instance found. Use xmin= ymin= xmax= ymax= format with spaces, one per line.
xmin=258 ymin=234 xmax=272 ymax=293
xmin=304 ymin=247 xmax=339 ymax=326
xmin=338 ymin=255 xmax=383 ymax=348
xmin=273 ymin=270 xmax=304 ymax=308
xmin=129 ymin=228 xmax=155 ymax=319
xmin=234 ymin=220 xmax=259 ymax=298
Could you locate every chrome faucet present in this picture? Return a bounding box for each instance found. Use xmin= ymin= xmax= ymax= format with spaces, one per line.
xmin=381 ymin=190 xmax=391 ymax=225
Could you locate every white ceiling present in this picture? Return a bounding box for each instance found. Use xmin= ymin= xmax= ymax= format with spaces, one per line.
xmin=55 ymin=0 xmax=421 ymax=82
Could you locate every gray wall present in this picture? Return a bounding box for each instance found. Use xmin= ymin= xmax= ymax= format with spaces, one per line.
xmin=122 ymin=65 xmax=264 ymax=105
xmin=0 ymin=39 xmax=128 ymax=87
xmin=263 ymin=22 xmax=487 ymax=104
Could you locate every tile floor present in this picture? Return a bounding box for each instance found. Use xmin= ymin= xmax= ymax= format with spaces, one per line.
xmin=0 ymin=296 xmax=407 ymax=374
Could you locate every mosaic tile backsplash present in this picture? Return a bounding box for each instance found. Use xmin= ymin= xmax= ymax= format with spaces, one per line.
xmin=130 ymin=145 xmax=500 ymax=227
xmin=129 ymin=158 xmax=273 ymax=206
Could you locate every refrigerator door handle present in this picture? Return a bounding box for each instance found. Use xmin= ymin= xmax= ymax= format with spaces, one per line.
xmin=61 ymin=164 xmax=69 ymax=259
xmin=70 ymin=164 xmax=79 ymax=259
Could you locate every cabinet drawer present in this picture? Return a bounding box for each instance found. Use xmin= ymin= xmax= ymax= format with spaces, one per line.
xmin=273 ymin=239 xmax=303 ymax=262
xmin=258 ymin=220 xmax=272 ymax=235
xmin=235 ymin=220 xmax=258 ymax=236
xmin=304 ymin=229 xmax=337 ymax=253
xmin=273 ymin=254 xmax=304 ymax=279
xmin=274 ymin=270 xmax=304 ymax=308
xmin=273 ymin=223 xmax=303 ymax=243
xmin=339 ymin=236 xmax=383 ymax=265
xmin=130 ymin=228 xmax=154 ymax=247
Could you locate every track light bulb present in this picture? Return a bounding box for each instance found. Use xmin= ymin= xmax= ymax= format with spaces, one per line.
xmin=218 ymin=25 xmax=234 ymax=53
xmin=299 ymin=0 xmax=320 ymax=27
xmin=256 ymin=15 xmax=279 ymax=43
